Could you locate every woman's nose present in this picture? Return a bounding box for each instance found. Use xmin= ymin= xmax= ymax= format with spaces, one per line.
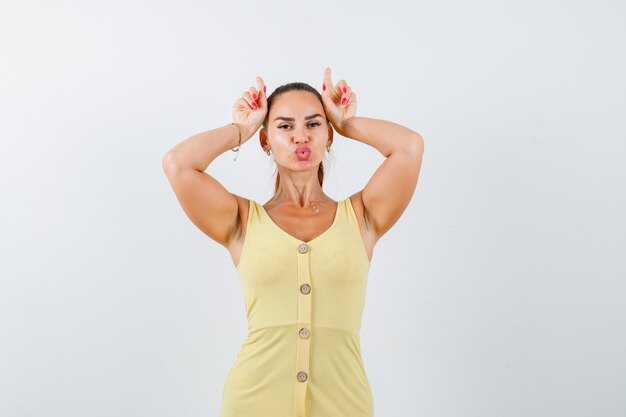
xmin=292 ymin=126 xmax=309 ymax=143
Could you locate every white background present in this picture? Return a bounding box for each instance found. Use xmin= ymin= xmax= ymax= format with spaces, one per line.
xmin=1 ymin=1 xmax=625 ymax=416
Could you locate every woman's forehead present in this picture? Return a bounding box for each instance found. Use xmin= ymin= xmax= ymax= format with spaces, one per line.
xmin=270 ymin=91 xmax=324 ymax=118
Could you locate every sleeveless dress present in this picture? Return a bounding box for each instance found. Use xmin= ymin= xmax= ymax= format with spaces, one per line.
xmin=219 ymin=196 xmax=373 ymax=417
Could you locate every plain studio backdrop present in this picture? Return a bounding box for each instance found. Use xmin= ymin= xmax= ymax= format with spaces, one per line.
xmin=1 ymin=1 xmax=624 ymax=416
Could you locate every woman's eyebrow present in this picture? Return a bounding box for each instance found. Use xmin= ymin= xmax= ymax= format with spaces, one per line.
xmin=273 ymin=113 xmax=323 ymax=122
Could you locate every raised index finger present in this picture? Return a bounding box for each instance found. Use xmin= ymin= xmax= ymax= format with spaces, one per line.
xmin=323 ymin=67 xmax=333 ymax=91
xmin=256 ymin=76 xmax=266 ymax=95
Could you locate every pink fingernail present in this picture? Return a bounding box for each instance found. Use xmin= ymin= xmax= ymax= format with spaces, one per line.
xmin=323 ymin=84 xmax=326 ymax=91
xmin=252 ymin=93 xmax=257 ymax=99
xmin=342 ymin=86 xmax=347 ymax=93
xmin=341 ymin=97 xmax=347 ymax=105
xmin=251 ymin=101 xmax=257 ymax=109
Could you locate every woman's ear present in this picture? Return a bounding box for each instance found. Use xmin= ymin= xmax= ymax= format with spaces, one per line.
xmin=327 ymin=124 xmax=334 ymax=147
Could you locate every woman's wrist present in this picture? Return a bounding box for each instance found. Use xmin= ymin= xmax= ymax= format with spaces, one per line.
xmin=231 ymin=122 xmax=256 ymax=143
xmin=230 ymin=123 xmax=244 ymax=148
xmin=338 ymin=116 xmax=356 ymax=137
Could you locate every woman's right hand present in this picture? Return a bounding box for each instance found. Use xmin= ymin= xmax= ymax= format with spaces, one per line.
xmin=232 ymin=76 xmax=267 ymax=142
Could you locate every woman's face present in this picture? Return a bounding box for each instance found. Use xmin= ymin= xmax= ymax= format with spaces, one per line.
xmin=262 ymin=90 xmax=333 ymax=171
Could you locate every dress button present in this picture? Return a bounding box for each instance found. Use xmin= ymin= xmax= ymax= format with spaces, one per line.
xmin=299 ymin=327 xmax=310 ymax=338
xmin=298 ymin=243 xmax=309 ymax=254
xmin=297 ymin=371 xmax=308 ymax=382
xmin=300 ymin=283 xmax=311 ymax=294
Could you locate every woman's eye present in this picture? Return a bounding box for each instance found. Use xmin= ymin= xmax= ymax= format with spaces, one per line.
xmin=278 ymin=122 xmax=321 ymax=130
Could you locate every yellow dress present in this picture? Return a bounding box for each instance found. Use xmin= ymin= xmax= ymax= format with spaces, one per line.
xmin=219 ymin=196 xmax=374 ymax=417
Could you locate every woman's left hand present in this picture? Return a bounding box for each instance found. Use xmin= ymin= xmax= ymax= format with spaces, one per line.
xmin=321 ymin=67 xmax=357 ymax=135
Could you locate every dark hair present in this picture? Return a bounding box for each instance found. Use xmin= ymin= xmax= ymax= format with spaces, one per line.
xmin=261 ymin=82 xmax=331 ymax=193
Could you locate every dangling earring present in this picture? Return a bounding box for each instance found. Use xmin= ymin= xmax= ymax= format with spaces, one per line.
xmin=326 ymin=146 xmax=331 ymax=152
xmin=266 ymin=148 xmax=271 ymax=156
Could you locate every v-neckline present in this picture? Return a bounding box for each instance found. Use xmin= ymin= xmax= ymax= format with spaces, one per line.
xmin=258 ymin=198 xmax=344 ymax=244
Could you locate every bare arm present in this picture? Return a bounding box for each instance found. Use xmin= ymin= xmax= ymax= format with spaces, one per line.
xmin=339 ymin=116 xmax=424 ymax=239
xmin=163 ymin=76 xmax=267 ymax=248
xmin=319 ymin=68 xmax=424 ymax=241
xmin=162 ymin=123 xmax=252 ymax=246
xmin=164 ymin=123 xmax=250 ymax=171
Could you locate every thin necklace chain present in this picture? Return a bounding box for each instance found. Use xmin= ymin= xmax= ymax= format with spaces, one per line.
xmin=269 ymin=199 xmax=323 ymax=214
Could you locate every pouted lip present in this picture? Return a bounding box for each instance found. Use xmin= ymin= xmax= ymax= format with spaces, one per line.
xmin=294 ymin=146 xmax=311 ymax=153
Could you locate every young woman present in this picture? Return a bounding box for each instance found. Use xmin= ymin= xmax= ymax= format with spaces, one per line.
xmin=163 ymin=67 xmax=424 ymax=417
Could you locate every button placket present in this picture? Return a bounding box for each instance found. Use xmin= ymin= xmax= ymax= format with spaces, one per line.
xmin=294 ymin=242 xmax=312 ymax=417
